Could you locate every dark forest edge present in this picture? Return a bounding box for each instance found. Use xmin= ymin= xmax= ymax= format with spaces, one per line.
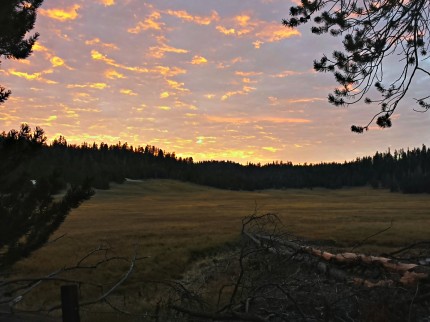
xmin=2 ymin=124 xmax=430 ymax=194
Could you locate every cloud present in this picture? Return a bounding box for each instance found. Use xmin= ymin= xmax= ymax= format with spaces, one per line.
xmin=287 ymin=98 xmax=325 ymax=104
xmin=97 ymin=0 xmax=115 ymax=6
xmin=154 ymin=65 xmax=187 ymax=77
xmin=164 ymin=9 xmax=219 ymax=25
xmin=85 ymin=38 xmax=119 ymax=50
xmin=67 ymin=82 xmax=108 ymax=89
xmin=46 ymin=115 xmax=58 ymax=122
xmin=216 ymin=26 xmax=236 ymax=35
xmin=191 ymin=55 xmax=208 ymax=65
xmin=262 ymin=146 xmax=278 ymax=152
xmin=8 ymin=69 xmax=57 ymax=84
xmin=221 ymin=85 xmax=256 ymax=100
xmin=256 ymin=24 xmax=301 ymax=42
xmin=40 ymin=4 xmax=80 ymax=21
xmin=235 ymin=15 xmax=251 ymax=27
xmin=120 ymin=89 xmax=138 ymax=96
xmin=271 ymin=70 xmax=302 ymax=78
xmin=128 ymin=11 xmax=164 ymax=33
xmin=235 ymin=71 xmax=262 ymax=77
xmin=268 ymin=96 xmax=278 ymax=105
xmin=91 ymin=50 xmax=150 ymax=73
xmin=50 ymin=56 xmax=65 ymax=67
xmin=215 ymin=14 xmax=300 ymax=43
xmin=252 ymin=40 xmax=264 ymax=48
xmin=206 ymin=115 xmax=311 ymax=124
xmin=50 ymin=56 xmax=73 ymax=70
xmin=242 ymin=77 xmax=256 ymax=84
xmin=146 ymin=35 xmax=189 ymax=59
xmin=174 ymin=100 xmax=197 ymax=110
xmin=160 ymin=91 xmax=170 ymax=98
xmin=104 ymin=69 xmax=125 ymax=79
xmin=166 ymin=79 xmax=189 ymax=92
xmin=32 ymin=42 xmax=49 ymax=53
xmin=149 ymin=38 xmax=189 ymax=59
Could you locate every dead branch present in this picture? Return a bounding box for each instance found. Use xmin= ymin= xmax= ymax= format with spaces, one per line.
xmin=0 ymin=245 xmax=147 ymax=318
xmin=350 ymin=221 xmax=393 ymax=251
xmin=47 ymin=252 xmax=138 ymax=312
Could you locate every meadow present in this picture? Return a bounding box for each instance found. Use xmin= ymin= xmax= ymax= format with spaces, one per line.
xmin=10 ymin=179 xmax=430 ymax=318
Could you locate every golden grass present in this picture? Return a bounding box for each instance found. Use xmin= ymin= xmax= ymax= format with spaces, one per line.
xmin=9 ymin=179 xmax=430 ymax=317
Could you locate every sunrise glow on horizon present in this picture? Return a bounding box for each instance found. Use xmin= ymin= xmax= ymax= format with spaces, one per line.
xmin=1 ymin=0 xmax=429 ymax=164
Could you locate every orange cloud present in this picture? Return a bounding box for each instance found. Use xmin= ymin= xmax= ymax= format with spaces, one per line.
xmin=120 ymin=89 xmax=138 ymax=96
xmin=235 ymin=71 xmax=262 ymax=77
xmin=252 ymin=40 xmax=264 ymax=48
xmin=221 ymin=85 xmax=256 ymax=100
xmin=216 ymin=26 xmax=236 ymax=35
xmin=67 ymin=82 xmax=108 ymax=89
xmin=98 ymin=0 xmax=115 ymax=6
xmin=149 ymin=44 xmax=188 ymax=58
xmin=9 ymin=70 xmax=40 ymax=80
xmin=105 ymin=69 xmax=125 ymax=79
xmin=40 ymin=4 xmax=80 ymax=21
xmin=166 ymin=79 xmax=189 ymax=92
xmin=91 ymin=50 xmax=150 ymax=73
xmin=216 ymin=14 xmax=256 ymax=37
xmin=49 ymin=56 xmax=73 ymax=70
xmin=148 ymin=35 xmax=188 ymax=59
xmin=262 ymin=146 xmax=278 ymax=152
xmin=85 ymin=38 xmax=119 ymax=50
xmin=272 ymin=70 xmax=302 ymax=78
xmin=174 ymin=100 xmax=197 ymax=110
xmin=256 ymin=24 xmax=301 ymax=42
xmin=242 ymin=77 xmax=256 ymax=84
xmin=287 ymin=97 xmax=325 ymax=103
xmin=164 ymin=10 xmax=219 ymax=25
xmin=206 ymin=115 xmax=311 ymax=124
xmin=50 ymin=56 xmax=64 ymax=67
xmin=160 ymin=91 xmax=170 ymax=98
xmin=154 ymin=65 xmax=187 ymax=77
xmin=235 ymin=15 xmax=251 ymax=27
xmin=191 ymin=55 xmax=208 ymax=65
xmin=216 ymin=14 xmax=300 ymax=43
xmin=9 ymin=69 xmax=57 ymax=84
xmin=91 ymin=50 xmax=116 ymax=64
xmin=128 ymin=12 xmax=163 ymax=33
xmin=268 ymin=96 xmax=278 ymax=105
xmin=33 ymin=42 xmax=49 ymax=53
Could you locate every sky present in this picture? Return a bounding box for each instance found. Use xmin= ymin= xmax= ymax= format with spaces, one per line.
xmin=1 ymin=0 xmax=429 ymax=164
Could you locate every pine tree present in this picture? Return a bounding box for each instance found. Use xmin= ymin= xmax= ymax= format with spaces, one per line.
xmin=283 ymin=0 xmax=430 ymax=131
xmin=0 ymin=0 xmax=44 ymax=103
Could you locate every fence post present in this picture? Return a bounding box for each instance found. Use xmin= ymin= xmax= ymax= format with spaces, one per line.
xmin=61 ymin=284 xmax=80 ymax=322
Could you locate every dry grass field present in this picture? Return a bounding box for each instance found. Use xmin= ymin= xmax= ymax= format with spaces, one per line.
xmin=8 ymin=179 xmax=430 ymax=319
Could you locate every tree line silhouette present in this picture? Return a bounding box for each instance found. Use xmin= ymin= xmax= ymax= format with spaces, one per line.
xmin=2 ymin=125 xmax=429 ymax=194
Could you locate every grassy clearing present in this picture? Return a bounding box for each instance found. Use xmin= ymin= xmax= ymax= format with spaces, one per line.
xmin=9 ymin=179 xmax=430 ymax=317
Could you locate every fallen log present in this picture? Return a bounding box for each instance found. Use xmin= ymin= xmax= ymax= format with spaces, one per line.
xmin=244 ymin=232 xmax=429 ymax=287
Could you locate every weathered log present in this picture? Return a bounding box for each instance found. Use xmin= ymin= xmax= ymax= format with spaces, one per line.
xmin=244 ymin=233 xmax=429 ymax=287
